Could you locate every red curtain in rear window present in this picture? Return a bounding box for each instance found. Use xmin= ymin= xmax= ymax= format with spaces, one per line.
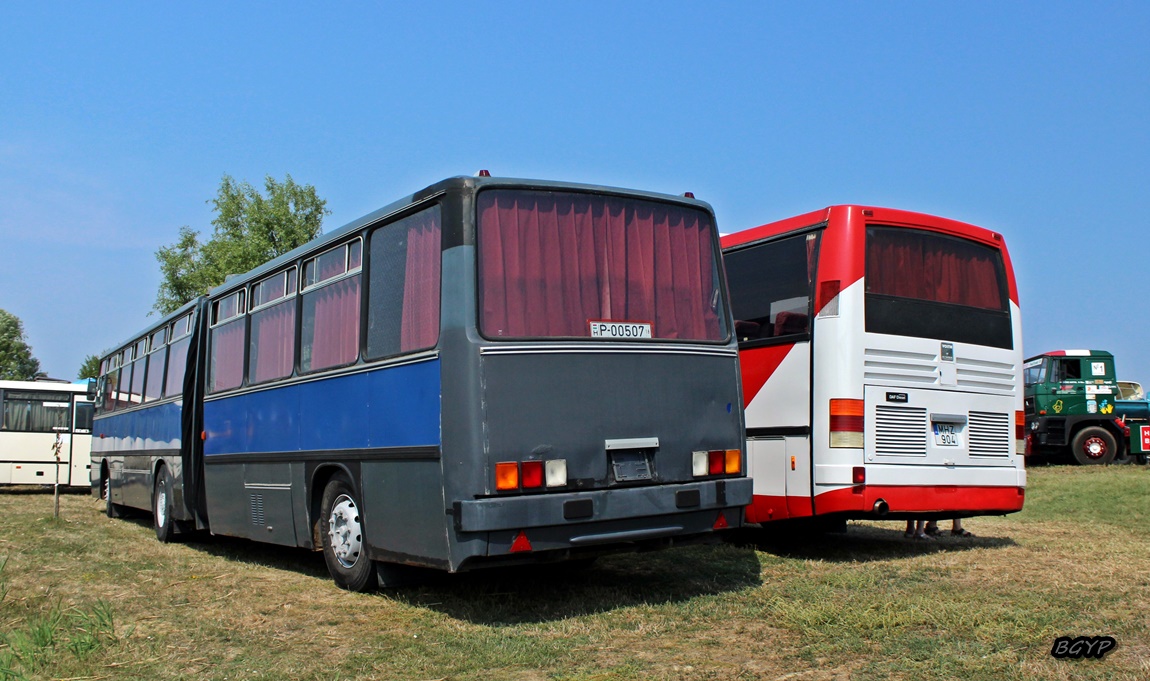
xmin=478 ymin=190 xmax=724 ymax=340
xmin=866 ymin=228 xmax=1005 ymax=310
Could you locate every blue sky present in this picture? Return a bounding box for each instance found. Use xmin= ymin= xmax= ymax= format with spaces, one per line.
xmin=1 ymin=3 xmax=1148 ymax=383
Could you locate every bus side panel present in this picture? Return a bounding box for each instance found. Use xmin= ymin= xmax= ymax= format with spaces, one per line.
xmin=361 ymin=459 xmax=449 ymax=567
xmin=202 ymin=359 xmax=443 ymax=553
xmin=92 ymin=401 xmax=183 ymax=512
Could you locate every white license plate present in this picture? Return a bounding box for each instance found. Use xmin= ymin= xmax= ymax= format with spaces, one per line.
xmin=933 ymin=423 xmax=961 ymax=447
xmin=589 ymin=321 xmax=652 ymax=339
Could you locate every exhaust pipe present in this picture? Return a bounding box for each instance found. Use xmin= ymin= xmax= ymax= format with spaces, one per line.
xmin=873 ymin=499 xmax=889 ymax=516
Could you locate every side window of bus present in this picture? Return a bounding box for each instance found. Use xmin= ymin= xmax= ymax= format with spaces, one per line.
xmin=1 ymin=391 xmax=71 ymax=432
xmin=724 ymin=232 xmax=819 ymax=342
xmin=210 ymin=291 xmax=247 ymax=392
xmin=248 ymin=268 xmax=298 ymax=384
xmin=116 ymin=349 xmax=134 ymax=409
xmin=366 ymin=206 xmax=442 ymax=359
xmin=143 ymin=327 xmax=167 ymax=403
xmin=165 ymin=314 xmax=193 ymax=398
xmin=301 ymin=239 xmax=362 ymax=373
xmin=74 ymin=402 xmax=94 ymax=433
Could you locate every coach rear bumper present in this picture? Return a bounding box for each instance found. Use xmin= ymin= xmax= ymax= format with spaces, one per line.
xmin=453 ymin=478 xmax=752 ymax=535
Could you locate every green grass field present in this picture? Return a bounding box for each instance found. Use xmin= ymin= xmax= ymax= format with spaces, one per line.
xmin=2 ymin=465 xmax=1148 ymax=680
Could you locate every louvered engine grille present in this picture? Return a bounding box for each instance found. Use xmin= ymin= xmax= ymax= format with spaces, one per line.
xmin=968 ymin=411 xmax=1011 ymax=456
xmin=873 ymin=405 xmax=928 ymax=456
xmin=250 ymin=494 xmax=266 ymax=526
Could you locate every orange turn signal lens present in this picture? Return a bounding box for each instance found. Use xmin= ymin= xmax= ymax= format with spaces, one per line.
xmin=724 ymin=449 xmax=741 ymax=475
xmin=495 ymin=462 xmax=519 ymax=491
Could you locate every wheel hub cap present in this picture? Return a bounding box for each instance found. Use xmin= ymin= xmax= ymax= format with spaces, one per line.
xmin=328 ymin=494 xmax=363 ymax=568
xmin=1084 ymin=437 xmax=1106 ymax=458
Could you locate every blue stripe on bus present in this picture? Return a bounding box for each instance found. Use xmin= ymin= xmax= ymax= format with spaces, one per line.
xmin=204 ymin=358 xmax=442 ymax=456
xmin=91 ymin=400 xmax=183 ymax=452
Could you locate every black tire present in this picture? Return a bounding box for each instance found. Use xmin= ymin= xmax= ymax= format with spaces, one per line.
xmin=319 ymin=475 xmax=376 ymax=592
xmin=153 ymin=466 xmax=178 ymax=543
xmin=1071 ymin=427 xmax=1118 ymax=465
xmin=103 ymin=471 xmax=122 ymax=518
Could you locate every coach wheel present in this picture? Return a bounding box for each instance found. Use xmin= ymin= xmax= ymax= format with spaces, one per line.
xmin=153 ymin=466 xmax=178 ymax=543
xmin=320 ymin=475 xmax=376 ymax=592
xmin=1071 ymin=427 xmax=1117 ymax=465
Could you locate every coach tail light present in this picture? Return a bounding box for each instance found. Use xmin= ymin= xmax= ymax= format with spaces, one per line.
xmin=693 ymin=449 xmax=741 ymax=477
xmin=545 ymin=459 xmax=567 ymax=488
xmin=830 ymin=399 xmax=865 ymax=448
xmin=1015 ymin=411 xmax=1027 ymax=456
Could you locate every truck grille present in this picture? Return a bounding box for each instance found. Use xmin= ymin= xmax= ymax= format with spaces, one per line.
xmin=874 ymin=405 xmax=928 ymax=456
xmin=968 ymin=411 xmax=1011 ymax=456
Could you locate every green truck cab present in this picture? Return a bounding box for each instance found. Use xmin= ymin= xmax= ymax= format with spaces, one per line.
xmin=1024 ymin=350 xmax=1149 ymax=464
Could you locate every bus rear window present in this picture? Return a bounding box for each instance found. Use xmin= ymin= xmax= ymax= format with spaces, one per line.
xmin=865 ymin=226 xmax=1012 ymax=349
xmin=478 ymin=190 xmax=727 ymax=342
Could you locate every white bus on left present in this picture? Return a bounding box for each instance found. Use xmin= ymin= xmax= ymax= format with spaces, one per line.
xmin=0 ymin=380 xmax=94 ymax=487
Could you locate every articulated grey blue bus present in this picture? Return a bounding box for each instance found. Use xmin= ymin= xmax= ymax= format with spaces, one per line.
xmin=92 ymin=175 xmax=751 ymax=590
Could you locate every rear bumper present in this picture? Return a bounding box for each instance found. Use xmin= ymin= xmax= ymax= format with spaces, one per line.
xmin=813 ymin=483 xmax=1025 ymax=519
xmin=454 ymin=477 xmax=752 ymax=534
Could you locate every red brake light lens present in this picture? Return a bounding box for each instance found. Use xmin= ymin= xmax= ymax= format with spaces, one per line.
xmin=521 ymin=461 xmax=544 ymax=489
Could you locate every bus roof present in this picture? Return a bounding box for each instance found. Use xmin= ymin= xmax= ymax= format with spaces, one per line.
xmin=720 ymin=205 xmax=1006 ymax=251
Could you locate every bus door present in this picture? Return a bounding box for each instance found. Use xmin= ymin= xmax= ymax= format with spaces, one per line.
xmin=71 ymin=399 xmax=94 ymax=486
xmin=724 ymin=231 xmax=821 ymax=521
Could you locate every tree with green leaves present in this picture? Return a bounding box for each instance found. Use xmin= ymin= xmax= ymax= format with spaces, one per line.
xmin=78 ymin=354 xmax=101 ymax=380
xmin=154 ymin=174 xmax=329 ymax=315
xmin=0 ymin=308 xmax=42 ymax=380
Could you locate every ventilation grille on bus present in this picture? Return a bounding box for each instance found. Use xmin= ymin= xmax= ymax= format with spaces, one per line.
xmin=863 ymin=348 xmax=938 ymax=385
xmin=968 ymin=411 xmax=1011 ymax=456
xmin=250 ymin=494 xmax=266 ymax=526
xmin=956 ymin=356 xmax=1016 ymax=392
xmin=873 ymin=405 xmax=928 ymax=456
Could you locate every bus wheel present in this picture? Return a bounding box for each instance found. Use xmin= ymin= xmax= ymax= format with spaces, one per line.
xmin=320 ymin=476 xmax=376 ymax=592
xmin=103 ymin=473 xmax=121 ymax=518
xmin=153 ymin=466 xmax=178 ymax=543
xmin=1071 ymin=427 xmax=1117 ymax=465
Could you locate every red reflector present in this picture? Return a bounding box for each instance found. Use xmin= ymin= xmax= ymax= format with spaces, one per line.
xmin=829 ymin=415 xmax=865 ymax=432
xmin=201 ymin=431 xmax=207 ymax=441
xmin=510 ymin=530 xmax=532 ymax=553
xmin=708 ymin=450 xmax=724 ymax=475
xmin=713 ymin=512 xmax=729 ymax=530
xmin=852 ymin=466 xmax=865 ymax=484
xmin=521 ymin=461 xmax=544 ymax=488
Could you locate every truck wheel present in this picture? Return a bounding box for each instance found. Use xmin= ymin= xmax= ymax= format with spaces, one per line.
xmin=1071 ymin=427 xmax=1117 ymax=465
xmin=320 ymin=475 xmax=377 ymax=592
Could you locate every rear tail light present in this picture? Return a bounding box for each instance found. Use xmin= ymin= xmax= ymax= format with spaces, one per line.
xmin=693 ymin=450 xmax=740 ymax=477
xmin=545 ymin=459 xmax=567 ymax=488
xmin=830 ymin=399 xmax=865 ymax=448
xmin=724 ymin=449 xmax=741 ymax=475
xmin=1015 ymin=411 xmax=1027 ymax=456
xmin=692 ymin=451 xmax=709 ymax=477
xmin=495 ymin=462 xmax=519 ymax=491
xmin=521 ymin=461 xmax=544 ymax=489
xmin=852 ymin=466 xmax=866 ymax=484
xmin=497 ymin=459 xmax=568 ymax=491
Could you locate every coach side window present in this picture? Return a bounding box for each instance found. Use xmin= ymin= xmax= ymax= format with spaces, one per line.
xmin=724 ymin=232 xmax=819 ymax=343
xmin=165 ymin=314 xmax=193 ymax=398
xmin=301 ymin=239 xmax=362 ymax=373
xmin=209 ymin=291 xmax=246 ymax=392
xmin=249 ymin=268 xmax=297 ymax=384
xmin=367 ymin=206 xmax=442 ymax=359
xmin=143 ymin=329 xmax=166 ymax=403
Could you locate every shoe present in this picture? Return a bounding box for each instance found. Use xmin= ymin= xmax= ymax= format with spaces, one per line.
xmin=913 ymin=533 xmax=933 ymax=541
xmin=951 ymin=529 xmax=974 ymax=537
xmin=924 ymin=525 xmax=940 ymax=536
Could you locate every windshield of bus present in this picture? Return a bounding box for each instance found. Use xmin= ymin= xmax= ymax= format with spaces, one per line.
xmin=865 ymin=226 xmax=1012 ymax=349
xmin=478 ymin=189 xmax=728 ymax=342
